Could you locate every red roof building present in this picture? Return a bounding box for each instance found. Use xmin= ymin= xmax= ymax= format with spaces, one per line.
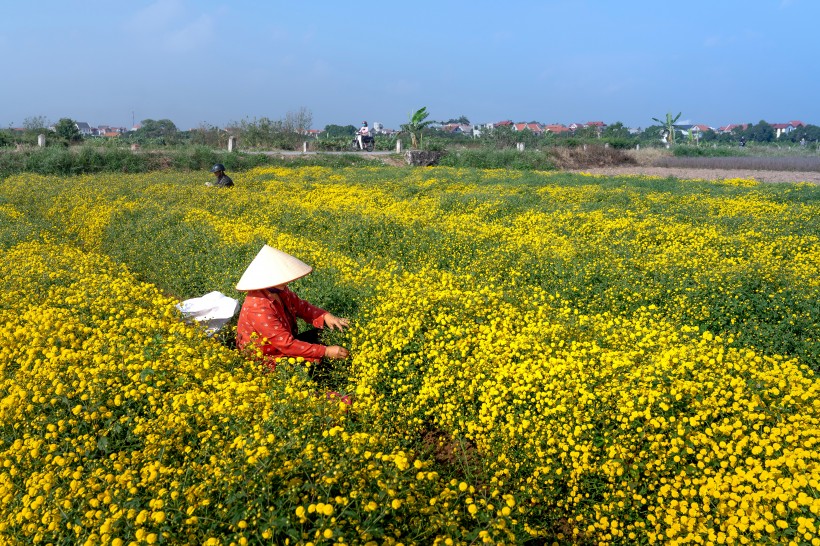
xmin=513 ymin=122 xmax=543 ymax=135
xmin=544 ymin=124 xmax=571 ymax=134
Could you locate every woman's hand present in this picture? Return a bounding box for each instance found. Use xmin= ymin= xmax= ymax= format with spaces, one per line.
xmin=325 ymin=345 xmax=350 ymax=359
xmin=323 ymin=313 xmax=350 ymax=331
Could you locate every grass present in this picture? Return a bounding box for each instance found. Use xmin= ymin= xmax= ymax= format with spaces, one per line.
xmin=655 ymin=155 xmax=820 ymax=171
xmin=0 ymin=144 xmax=381 ymax=179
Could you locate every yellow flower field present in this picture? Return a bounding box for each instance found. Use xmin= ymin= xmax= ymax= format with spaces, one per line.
xmin=1 ymin=166 xmax=819 ymax=545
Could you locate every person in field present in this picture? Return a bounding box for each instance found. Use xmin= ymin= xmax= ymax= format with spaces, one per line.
xmin=235 ymin=245 xmax=350 ymax=369
xmin=206 ymin=163 xmax=234 ymax=187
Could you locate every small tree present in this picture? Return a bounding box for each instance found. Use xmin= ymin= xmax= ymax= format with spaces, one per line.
xmin=603 ymin=121 xmax=631 ymax=139
xmin=54 ymin=118 xmax=82 ymax=142
xmin=23 ymin=116 xmax=50 ymax=132
xmin=651 ymin=112 xmax=682 ymax=145
xmin=283 ymin=107 xmax=313 ymax=134
xmin=401 ymin=107 xmax=434 ymax=149
xmin=137 ymin=119 xmax=179 ymax=139
xmin=322 ymin=124 xmax=357 ymax=138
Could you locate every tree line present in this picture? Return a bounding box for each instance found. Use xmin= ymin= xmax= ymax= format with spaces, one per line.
xmin=3 ymin=110 xmax=819 ymax=151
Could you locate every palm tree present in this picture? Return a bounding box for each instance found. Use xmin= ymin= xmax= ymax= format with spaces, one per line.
xmin=401 ymin=107 xmax=434 ymax=149
xmin=652 ymin=112 xmax=682 ymax=145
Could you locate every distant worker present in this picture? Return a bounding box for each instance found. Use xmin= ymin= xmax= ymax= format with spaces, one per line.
xmin=235 ymin=245 xmax=350 ymax=370
xmin=356 ymin=121 xmax=371 ymax=151
xmin=207 ymin=163 xmax=234 ymax=187
xmin=739 ymin=136 xmax=746 ymax=148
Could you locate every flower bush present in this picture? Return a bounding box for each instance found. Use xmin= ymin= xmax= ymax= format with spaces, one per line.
xmin=1 ymin=167 xmax=819 ymax=544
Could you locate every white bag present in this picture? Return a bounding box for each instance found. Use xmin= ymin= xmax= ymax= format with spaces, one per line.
xmin=176 ymin=291 xmax=240 ymax=336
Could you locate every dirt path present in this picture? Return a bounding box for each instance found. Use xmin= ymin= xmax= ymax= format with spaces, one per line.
xmin=569 ymin=166 xmax=820 ymax=185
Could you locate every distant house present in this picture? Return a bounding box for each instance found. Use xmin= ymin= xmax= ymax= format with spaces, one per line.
xmin=97 ymin=125 xmax=127 ymax=137
xmin=718 ymin=124 xmax=749 ymax=134
xmin=675 ymin=124 xmax=713 ymax=139
xmin=544 ymin=124 xmax=571 ymax=134
xmin=442 ymin=123 xmax=474 ymax=135
xmin=513 ymin=122 xmax=543 ymax=136
xmin=491 ymin=120 xmax=513 ymax=129
xmin=567 ymin=122 xmax=606 ymax=133
xmin=75 ymin=122 xmax=94 ymax=136
xmin=720 ymin=121 xmax=804 ymax=138
xmin=771 ymin=121 xmax=805 ymax=138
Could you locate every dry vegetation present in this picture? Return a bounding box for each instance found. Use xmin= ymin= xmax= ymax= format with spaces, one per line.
xmin=547 ymin=145 xmax=638 ymax=169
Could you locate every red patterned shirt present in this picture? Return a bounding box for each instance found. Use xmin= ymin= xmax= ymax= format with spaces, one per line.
xmin=236 ymin=287 xmax=327 ymax=365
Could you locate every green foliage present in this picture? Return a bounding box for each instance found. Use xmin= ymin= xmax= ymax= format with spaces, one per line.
xmin=228 ymin=117 xmax=307 ymax=150
xmin=401 ymin=107 xmax=435 ymax=149
xmin=741 ymin=120 xmax=776 ymax=143
xmin=437 ymin=149 xmax=555 ymax=170
xmin=602 ymin=121 xmax=632 ymax=139
xmin=224 ymin=109 xmax=314 ymax=150
xmin=53 ymin=118 xmax=82 ymax=142
xmin=186 ymin=124 xmax=230 ymax=148
xmin=672 ymin=145 xmax=742 ymax=157
xmin=572 ymin=125 xmax=601 ymax=139
xmin=321 ymin=124 xmax=357 ymax=138
xmin=442 ymin=115 xmax=471 ymax=125
xmin=480 ymin=125 xmax=536 ymax=149
xmin=782 ymin=123 xmax=820 ymax=143
xmin=136 ymin=118 xmax=179 ymax=138
xmin=651 ymin=112 xmax=682 ymax=144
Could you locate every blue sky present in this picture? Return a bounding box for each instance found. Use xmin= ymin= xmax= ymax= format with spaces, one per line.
xmin=4 ymin=0 xmax=818 ymax=131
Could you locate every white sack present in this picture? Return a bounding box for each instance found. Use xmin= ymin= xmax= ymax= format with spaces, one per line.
xmin=176 ymin=291 xmax=240 ymax=336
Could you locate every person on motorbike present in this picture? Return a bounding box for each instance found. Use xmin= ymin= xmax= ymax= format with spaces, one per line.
xmin=356 ymin=121 xmax=371 ymax=151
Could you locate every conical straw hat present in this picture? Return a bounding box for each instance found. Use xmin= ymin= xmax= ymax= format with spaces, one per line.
xmin=235 ymin=245 xmax=313 ymax=291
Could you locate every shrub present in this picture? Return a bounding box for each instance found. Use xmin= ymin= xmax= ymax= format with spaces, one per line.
xmin=438 ymin=149 xmax=555 ymax=170
xmin=672 ymin=145 xmax=743 ymax=157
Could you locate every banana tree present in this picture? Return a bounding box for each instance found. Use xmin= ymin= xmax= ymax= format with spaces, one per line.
xmin=651 ymin=112 xmax=682 ymax=145
xmin=401 ymin=107 xmax=434 ymax=149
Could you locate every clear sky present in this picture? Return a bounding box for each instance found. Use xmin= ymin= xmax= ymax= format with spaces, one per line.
xmin=4 ymin=0 xmax=818 ymax=131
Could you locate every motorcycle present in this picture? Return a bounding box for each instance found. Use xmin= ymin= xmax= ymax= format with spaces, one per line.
xmin=350 ymin=134 xmax=375 ymax=152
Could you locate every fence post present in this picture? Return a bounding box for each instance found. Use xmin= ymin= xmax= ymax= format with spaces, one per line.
xmin=37 ymin=134 xmax=46 ymax=147
xmin=228 ymin=136 xmax=237 ymax=152
xmin=303 ymin=141 xmax=308 ymax=153
xmin=396 ymin=140 xmax=402 ymax=153
xmin=636 ymin=144 xmax=640 ymax=151
xmin=516 ymin=142 xmax=525 ymax=151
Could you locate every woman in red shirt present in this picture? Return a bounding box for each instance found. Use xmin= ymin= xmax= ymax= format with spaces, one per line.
xmin=235 ymin=245 xmax=350 ymax=369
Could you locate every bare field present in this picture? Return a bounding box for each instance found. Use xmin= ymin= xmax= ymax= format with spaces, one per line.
xmin=571 ymin=148 xmax=820 ymax=184
xmin=570 ymin=166 xmax=820 ymax=184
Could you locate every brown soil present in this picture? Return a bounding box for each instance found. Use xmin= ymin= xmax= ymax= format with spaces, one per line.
xmin=420 ymin=429 xmax=480 ymax=476
xmin=568 ymin=165 xmax=820 ymax=184
xmin=568 ymin=147 xmax=820 ymax=184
